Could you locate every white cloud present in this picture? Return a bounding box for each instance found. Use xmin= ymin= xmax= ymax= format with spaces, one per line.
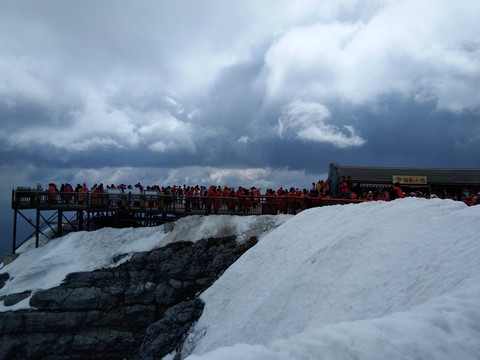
xmin=2 ymin=0 xmax=479 ymax=120
xmin=9 ymin=165 xmax=324 ymax=191
xmin=0 ymin=89 xmax=198 ymax=154
xmin=263 ymin=0 xmax=480 ymax=112
xmin=278 ymin=100 xmax=366 ymax=148
xmin=138 ymin=111 xmax=197 ymax=154
xmin=264 ymin=21 xmax=362 ymax=103
xmin=0 ymin=0 xmax=479 ymax=169
xmin=0 ymin=92 xmax=140 ymax=151
xmin=237 ymin=136 xmax=250 ymax=144
xmin=158 ymin=166 xmax=327 ymax=190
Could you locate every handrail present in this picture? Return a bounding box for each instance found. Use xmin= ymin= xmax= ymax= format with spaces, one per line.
xmin=11 ymin=189 xmax=366 ymax=215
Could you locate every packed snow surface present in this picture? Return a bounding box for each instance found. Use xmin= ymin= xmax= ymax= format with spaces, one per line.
xmin=0 ymin=214 xmax=290 ymax=311
xmin=1 ymin=198 xmax=479 ymax=359
xmin=181 ymin=198 xmax=480 ymax=360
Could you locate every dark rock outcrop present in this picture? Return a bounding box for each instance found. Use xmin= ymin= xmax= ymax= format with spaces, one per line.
xmin=1 ymin=290 xmax=32 ymax=306
xmin=0 ymin=235 xmax=258 ymax=360
xmin=0 ymin=272 xmax=9 ymax=289
xmin=139 ymin=298 xmax=204 ymax=360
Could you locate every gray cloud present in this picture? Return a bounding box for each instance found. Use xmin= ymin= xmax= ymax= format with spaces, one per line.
xmin=0 ymin=0 xmax=479 ymax=189
xmin=277 ymin=100 xmax=366 ymax=148
xmin=4 ymin=0 xmax=480 ymax=259
xmin=262 ymin=0 xmax=480 ymax=112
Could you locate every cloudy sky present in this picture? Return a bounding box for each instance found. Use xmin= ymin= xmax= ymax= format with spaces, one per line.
xmin=1 ymin=0 xmax=480 ymax=250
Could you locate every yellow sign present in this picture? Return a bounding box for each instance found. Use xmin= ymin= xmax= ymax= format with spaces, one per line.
xmin=393 ymin=175 xmax=427 ymax=185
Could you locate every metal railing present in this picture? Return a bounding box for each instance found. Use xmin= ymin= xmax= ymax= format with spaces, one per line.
xmin=9 ymin=189 xmax=369 ymax=253
xmin=12 ymin=189 xmax=366 ymax=215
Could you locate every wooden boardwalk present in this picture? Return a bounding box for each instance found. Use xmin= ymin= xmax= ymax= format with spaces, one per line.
xmin=10 ymin=189 xmax=363 ymax=253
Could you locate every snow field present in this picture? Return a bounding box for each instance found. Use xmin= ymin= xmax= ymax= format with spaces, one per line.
xmin=1 ymin=198 xmax=479 ymax=359
xmin=183 ymin=198 xmax=480 ymax=359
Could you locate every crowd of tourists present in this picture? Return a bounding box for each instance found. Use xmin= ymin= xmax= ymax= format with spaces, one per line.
xmin=32 ymin=177 xmax=480 ymax=212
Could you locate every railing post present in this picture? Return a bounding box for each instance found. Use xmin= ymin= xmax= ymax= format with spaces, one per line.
xmin=35 ymin=209 xmax=40 ymax=248
xmin=57 ymin=210 xmax=63 ymax=237
xmin=78 ymin=210 xmax=84 ymax=230
xmin=12 ymin=209 xmax=17 ymax=253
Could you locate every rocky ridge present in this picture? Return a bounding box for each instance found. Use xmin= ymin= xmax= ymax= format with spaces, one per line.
xmin=0 ymin=235 xmax=258 ymax=360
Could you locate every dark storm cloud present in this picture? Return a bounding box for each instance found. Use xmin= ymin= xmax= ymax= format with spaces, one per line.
xmin=2 ymin=0 xmax=480 ymax=259
xmin=325 ymin=99 xmax=480 ymax=169
xmin=0 ymin=0 xmax=479 ymax=188
xmin=202 ymin=57 xmax=266 ymax=132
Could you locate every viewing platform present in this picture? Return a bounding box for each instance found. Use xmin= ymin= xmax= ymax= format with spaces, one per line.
xmin=11 ymin=188 xmax=362 ymax=254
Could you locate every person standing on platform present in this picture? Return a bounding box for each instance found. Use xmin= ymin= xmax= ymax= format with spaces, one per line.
xmin=48 ymin=183 xmax=57 ymax=203
xmin=391 ymin=182 xmax=405 ymax=199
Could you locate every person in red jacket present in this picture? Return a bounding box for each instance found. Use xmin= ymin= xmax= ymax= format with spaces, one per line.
xmin=252 ymin=187 xmax=261 ymax=208
xmin=241 ymin=188 xmax=252 ymax=213
xmin=322 ymin=179 xmax=330 ymax=196
xmin=192 ymin=186 xmax=199 ymax=209
xmin=392 ymin=182 xmax=405 ymax=199
xmin=184 ymin=186 xmax=193 ymax=212
xmin=378 ymin=190 xmax=390 ymax=201
xmin=471 ymin=192 xmax=480 ymax=206
xmin=310 ymin=188 xmax=320 ymax=207
xmin=213 ymin=187 xmax=222 ymax=213
xmin=63 ymin=183 xmax=73 ymax=204
xmin=80 ymin=183 xmax=88 ymax=204
xmin=48 ymin=183 xmax=57 ymax=203
xmin=339 ymin=176 xmax=348 ymax=198
xmin=226 ymin=187 xmax=236 ymax=212
xmin=277 ymin=190 xmax=287 ymax=214
xmin=346 ymin=176 xmax=354 ymax=191
xmin=205 ymin=185 xmax=216 ymax=214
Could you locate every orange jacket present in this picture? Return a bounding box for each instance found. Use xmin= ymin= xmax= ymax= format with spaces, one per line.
xmin=48 ymin=184 xmax=56 ymax=200
xmin=393 ymin=186 xmax=404 ymax=198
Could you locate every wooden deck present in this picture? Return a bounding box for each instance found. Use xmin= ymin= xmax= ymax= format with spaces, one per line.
xmin=10 ymin=189 xmax=364 ymax=253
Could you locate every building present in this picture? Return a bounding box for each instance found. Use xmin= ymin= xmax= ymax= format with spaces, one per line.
xmin=328 ymin=163 xmax=480 ymax=198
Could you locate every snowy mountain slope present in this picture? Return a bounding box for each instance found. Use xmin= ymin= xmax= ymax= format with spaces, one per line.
xmin=1 ymin=198 xmax=479 ymax=359
xmin=0 ymin=214 xmax=290 ymax=311
xmin=181 ymin=198 xmax=480 ymax=359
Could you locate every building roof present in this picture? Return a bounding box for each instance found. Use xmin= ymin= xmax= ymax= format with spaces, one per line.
xmin=331 ymin=164 xmax=480 ymax=185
